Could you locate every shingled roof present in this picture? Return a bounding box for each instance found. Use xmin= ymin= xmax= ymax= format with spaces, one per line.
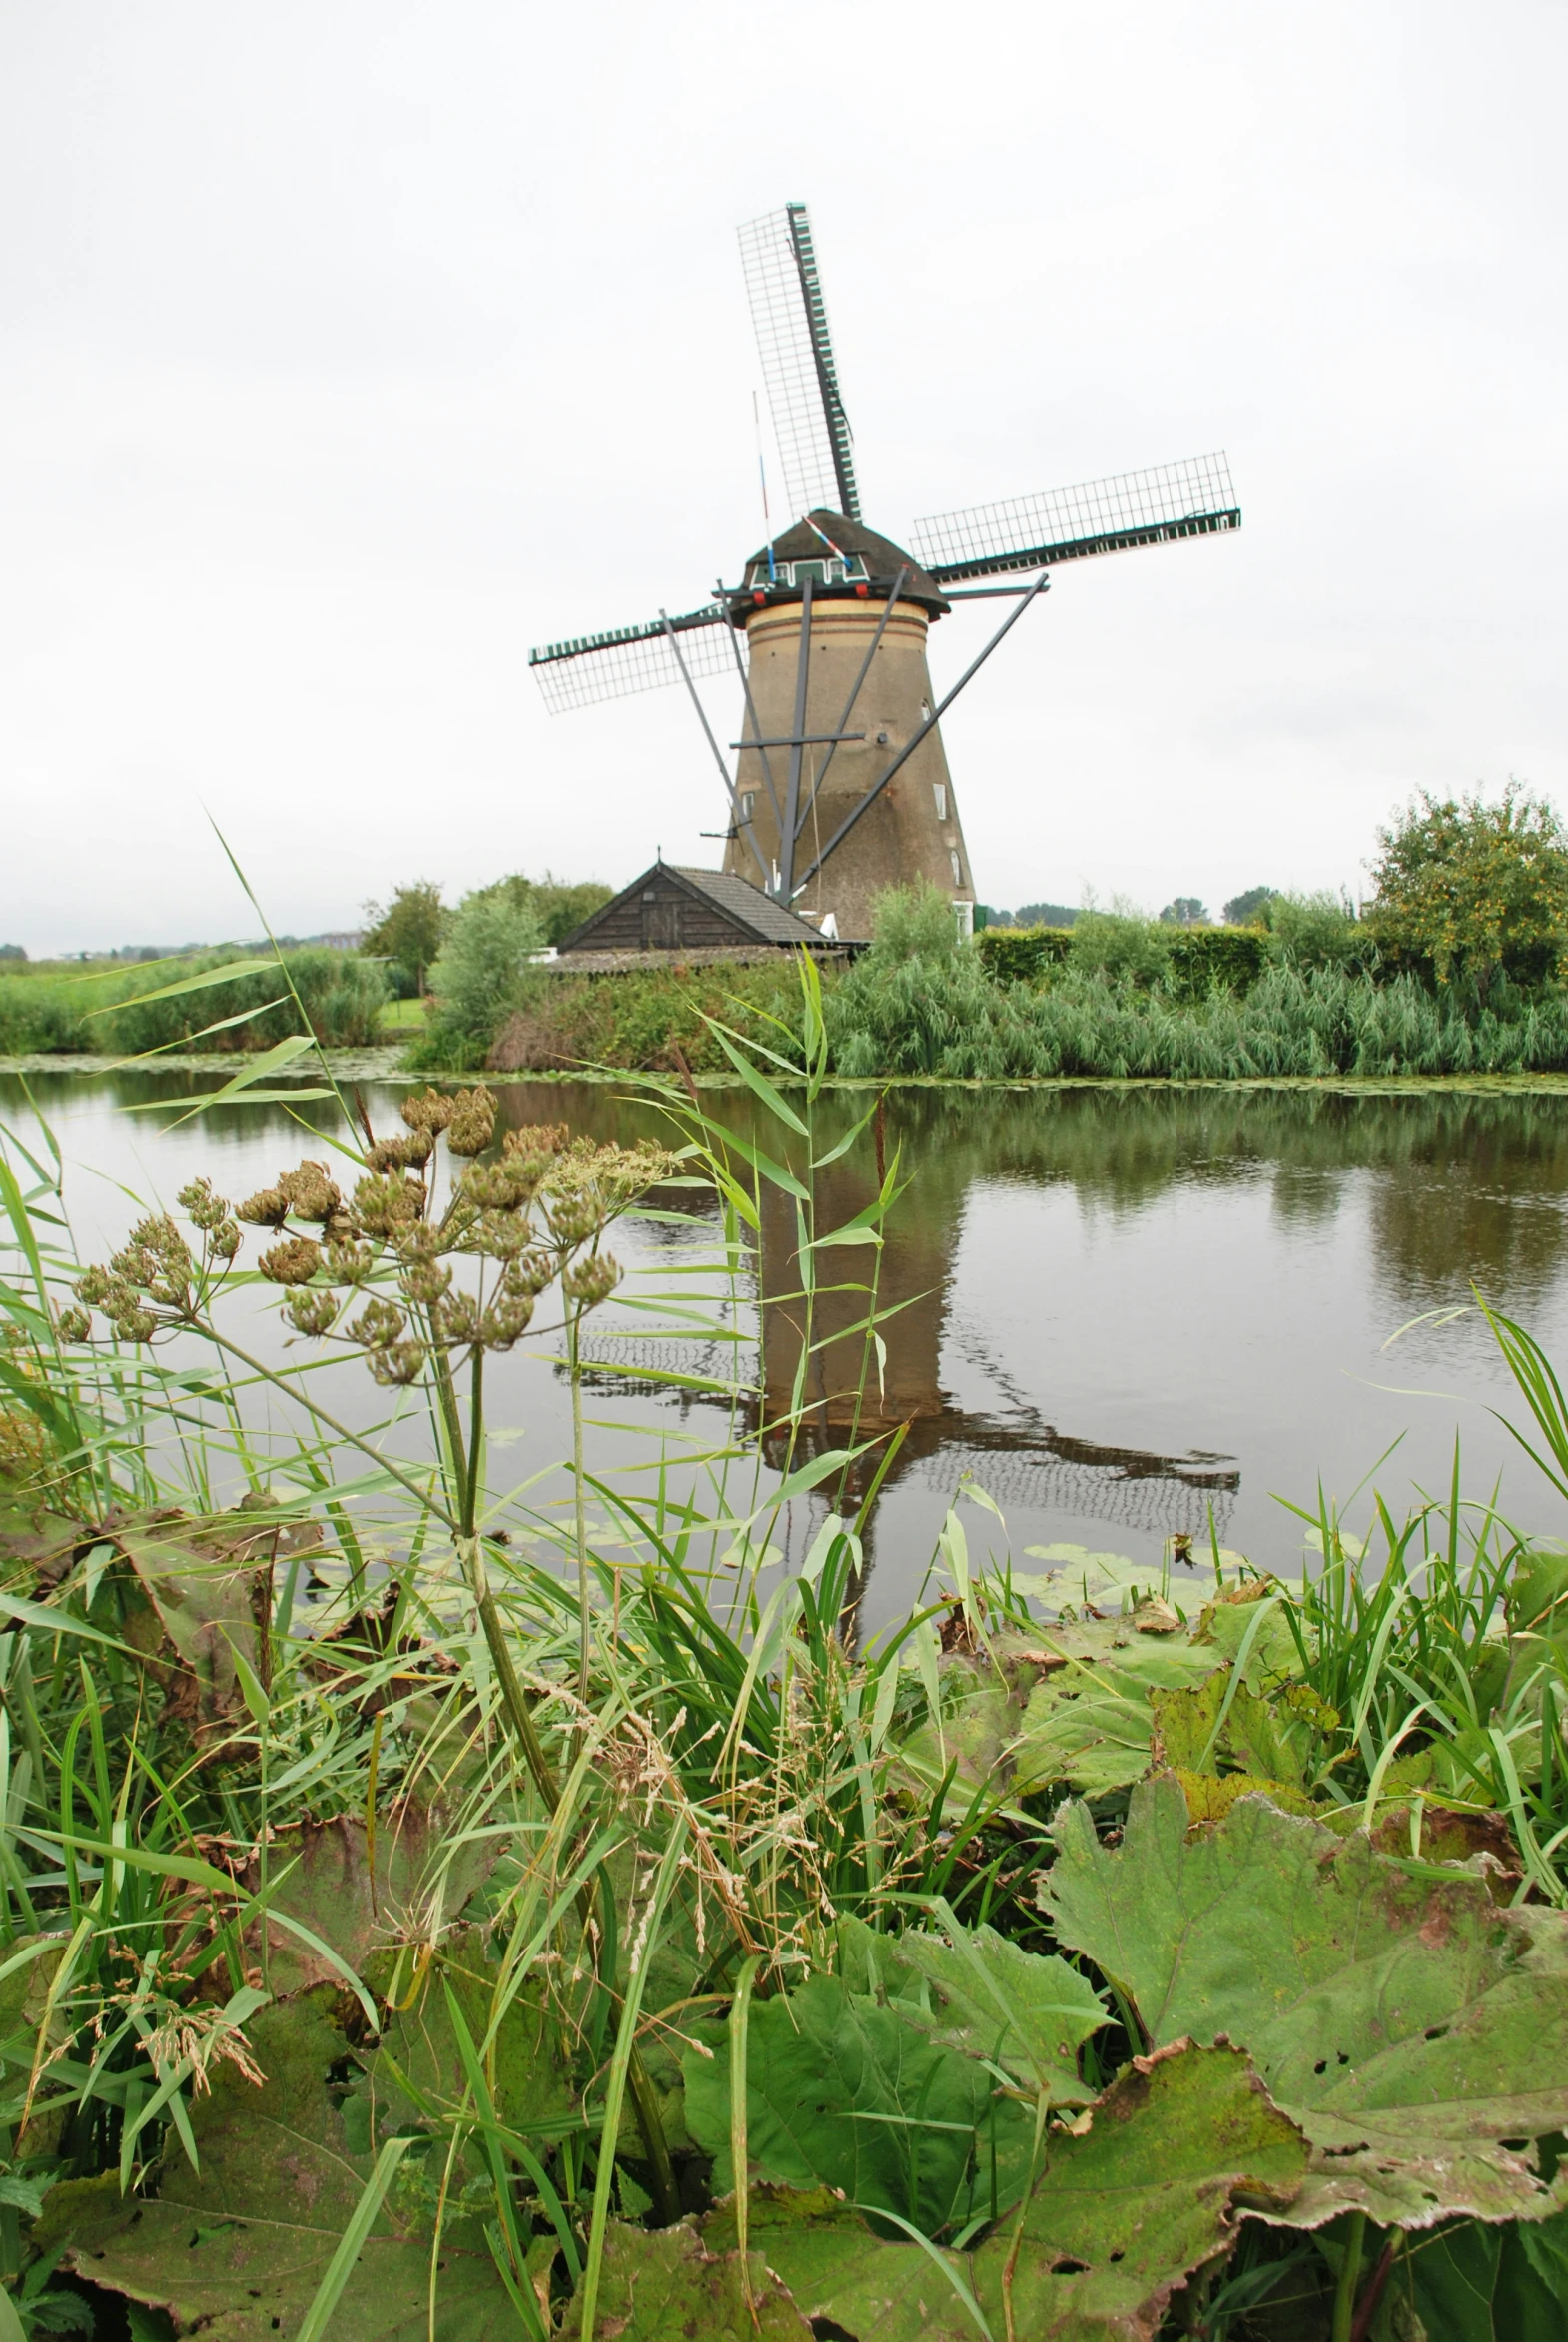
xmin=557 ymin=861 xmax=832 ymax=956
xmin=741 ymin=509 xmax=950 ymax=615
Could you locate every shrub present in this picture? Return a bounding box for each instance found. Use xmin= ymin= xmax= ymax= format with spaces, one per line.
xmin=418 ymin=893 xmax=546 ymax=1067
xmin=866 ymin=877 xmax=964 ymax=962
xmin=1265 ymin=889 xmax=1368 ymax=972
xmin=484 ymin=959 xmax=799 ymax=1074
xmin=1368 ymin=783 xmax=1568 ymax=994
xmin=976 ymin=926 xmax=1073 ymax=985
xmin=362 ymin=880 xmax=446 ymax=997
xmin=1067 ymin=906 xmax=1175 ymax=987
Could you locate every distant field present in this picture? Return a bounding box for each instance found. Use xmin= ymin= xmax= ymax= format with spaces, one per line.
xmin=378 ymin=996 xmax=428 ymax=1030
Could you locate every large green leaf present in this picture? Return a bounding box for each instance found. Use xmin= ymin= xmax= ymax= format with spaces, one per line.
xmin=967 ymin=2043 xmax=1307 ymax=2341
xmin=1406 ymin=2207 xmax=1568 ymax=2341
xmin=702 ymin=2186 xmax=980 ymax=2342
xmin=353 ymin=1924 xmax=571 ymax=2142
xmin=556 ymin=2219 xmax=813 ymax=2338
xmin=682 ymin=1974 xmax=1030 ymax=2237
xmin=1009 ymin=1622 xmax=1221 ymax=1797
xmin=1045 ymin=1774 xmax=1568 ymax=2225
xmin=839 ymin=1912 xmax=1108 ymax=2101
xmin=242 ymin=1800 xmax=499 ymax=1995
xmin=37 ymin=1997 xmax=513 ymax=2338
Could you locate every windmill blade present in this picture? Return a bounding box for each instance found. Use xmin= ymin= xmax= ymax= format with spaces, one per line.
xmin=528 ymin=604 xmax=744 ymax=715
xmin=738 ymin=202 xmax=860 ymax=523
xmin=912 ymin=452 xmax=1239 ymax=584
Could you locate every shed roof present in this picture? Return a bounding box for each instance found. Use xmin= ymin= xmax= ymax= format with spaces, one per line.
xmin=557 ymin=861 xmax=830 ymax=954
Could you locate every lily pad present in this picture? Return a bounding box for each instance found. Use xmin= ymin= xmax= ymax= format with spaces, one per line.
xmin=1044 ymin=1774 xmax=1568 ymax=2225
xmin=967 ymin=2042 xmax=1307 ymax=2339
xmin=839 ymin=1912 xmax=1108 ymax=2100
xmin=36 ymin=1996 xmax=513 ymax=2338
xmin=683 ymin=1974 xmax=1030 ymax=2237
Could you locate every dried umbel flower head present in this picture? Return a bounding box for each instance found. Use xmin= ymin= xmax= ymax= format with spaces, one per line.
xmin=444 ymin=1088 xmax=497 ymax=1158
xmin=284 ymin=1288 xmax=339 ymax=1337
xmin=258 ymin=1236 xmax=322 ymax=1287
xmin=352 ymin=1173 xmax=423 ymax=1239
xmin=562 ymin=1252 xmax=622 ymax=1310
xmin=503 ymin=1122 xmax=569 ymax=1162
xmin=111 ymin=1215 xmax=195 ymax=1309
xmin=400 ymin=1088 xmax=455 ymax=1133
xmin=177 ymin=1177 xmax=230 ymax=1233
xmin=368 ymin=1340 xmax=426 ymax=1387
xmin=277 ymin=1162 xmax=342 ymax=1224
xmin=236 ymin=1186 xmax=291 ymax=1230
xmin=54 ymin=1305 xmax=93 ymax=1346
xmin=366 ymin=1132 xmax=433 ymax=1172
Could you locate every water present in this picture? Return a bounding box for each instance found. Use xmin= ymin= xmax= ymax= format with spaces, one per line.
xmin=5 ymin=1069 xmax=1568 ymax=1634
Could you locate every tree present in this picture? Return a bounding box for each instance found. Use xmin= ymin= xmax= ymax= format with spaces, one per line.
xmin=362 ymin=881 xmax=446 ymax=997
xmin=1159 ymin=898 xmax=1209 ymax=928
xmin=426 ymin=891 xmax=545 ymax=1051
xmin=467 ymin=872 xmax=614 ymax=949
xmin=1368 ymin=784 xmax=1568 ymax=995
xmin=1222 ymin=886 xmax=1277 ymax=927
xmin=1015 ymin=902 xmax=1078 ymax=930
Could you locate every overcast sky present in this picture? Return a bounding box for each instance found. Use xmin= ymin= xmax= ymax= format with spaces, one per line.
xmin=2 ymin=1 xmax=1565 ymax=952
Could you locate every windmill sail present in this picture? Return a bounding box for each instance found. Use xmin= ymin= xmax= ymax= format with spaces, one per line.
xmin=738 ymin=203 xmax=860 ymax=524
xmin=912 ymin=453 xmax=1239 ymax=584
xmin=528 ymin=604 xmax=744 ymax=715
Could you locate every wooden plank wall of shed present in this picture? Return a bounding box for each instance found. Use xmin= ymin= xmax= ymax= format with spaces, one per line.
xmin=568 ymin=873 xmax=754 ymax=954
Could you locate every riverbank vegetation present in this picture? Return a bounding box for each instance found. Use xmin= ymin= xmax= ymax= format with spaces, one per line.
xmin=0 ymin=948 xmax=390 ymax=1058
xmin=2 ymin=952 xmax=1568 ymax=2336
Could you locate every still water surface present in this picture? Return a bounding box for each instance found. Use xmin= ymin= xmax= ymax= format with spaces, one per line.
xmin=5 ymin=1072 xmax=1568 ymax=1633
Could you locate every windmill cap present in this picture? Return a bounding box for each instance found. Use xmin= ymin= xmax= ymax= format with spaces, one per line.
xmin=739 ymin=510 xmax=950 ymax=616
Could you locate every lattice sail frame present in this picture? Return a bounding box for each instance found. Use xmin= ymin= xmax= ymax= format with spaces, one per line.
xmin=528 ymin=606 xmax=744 ymax=715
xmin=738 ymin=203 xmax=859 ymax=524
xmin=912 ymin=452 xmax=1239 ymax=583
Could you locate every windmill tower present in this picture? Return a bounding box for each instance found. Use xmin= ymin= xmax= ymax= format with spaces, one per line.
xmin=530 ymin=202 xmax=1240 ymax=940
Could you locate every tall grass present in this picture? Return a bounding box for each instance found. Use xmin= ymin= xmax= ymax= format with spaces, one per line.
xmin=0 ymin=947 xmax=389 ymax=1057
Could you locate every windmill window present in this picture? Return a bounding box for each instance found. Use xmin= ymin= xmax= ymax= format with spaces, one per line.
xmin=740 ymin=791 xmax=756 ymax=821
xmin=933 ymin=784 xmax=948 ymax=823
xmin=949 ymin=849 xmax=963 ymax=886
xmin=920 ymin=699 xmax=932 ymax=723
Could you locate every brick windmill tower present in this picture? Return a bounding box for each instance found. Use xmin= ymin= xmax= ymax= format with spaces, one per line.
xmin=530 ymin=203 xmax=1240 ymax=941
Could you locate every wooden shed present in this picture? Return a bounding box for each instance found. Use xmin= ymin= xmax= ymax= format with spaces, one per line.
xmin=556 ymin=861 xmax=834 ymax=960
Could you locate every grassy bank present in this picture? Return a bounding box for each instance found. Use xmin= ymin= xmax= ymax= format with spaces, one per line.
xmin=2 ymin=954 xmax=1568 ymax=2336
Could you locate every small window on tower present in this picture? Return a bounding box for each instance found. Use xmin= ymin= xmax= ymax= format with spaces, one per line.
xmin=933 ymin=784 xmax=948 ymax=823
xmin=920 ymin=699 xmax=932 ymax=723
xmin=950 ymin=849 xmax=963 ymax=886
xmin=740 ymin=791 xmax=756 ymax=821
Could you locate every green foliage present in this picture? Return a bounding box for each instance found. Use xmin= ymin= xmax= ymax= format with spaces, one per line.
xmin=0 ymin=948 xmax=390 ymax=1056
xmin=466 ymin=870 xmax=615 ymax=950
xmin=361 ymin=880 xmax=446 ymax=997
xmin=1369 ymin=783 xmax=1568 ymax=993
xmin=1223 ymin=884 xmax=1278 ymax=926
xmin=479 ymin=958 xmax=796 ymax=1075
xmin=866 ymin=877 xmax=965 ymax=963
xmin=0 ymin=949 xmax=24 ymax=966
xmin=1265 ymin=886 xmax=1368 ymax=969
xmin=973 ymin=925 xmax=1072 ymax=985
xmin=419 ymin=890 xmax=546 ymax=1064
xmin=1047 ymin=1773 xmax=1568 ymax=2224
xmin=1015 ymin=901 xmax=1078 ymax=928
xmin=1159 ymin=895 xmax=1209 ymax=926
xmin=1166 ymin=924 xmax=1269 ymax=998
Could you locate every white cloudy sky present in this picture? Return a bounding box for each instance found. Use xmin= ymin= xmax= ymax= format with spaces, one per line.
xmin=2 ymin=0 xmax=1565 ymax=950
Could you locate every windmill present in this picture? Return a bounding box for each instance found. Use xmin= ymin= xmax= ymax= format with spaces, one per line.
xmin=529 ymin=203 xmax=1240 ymax=941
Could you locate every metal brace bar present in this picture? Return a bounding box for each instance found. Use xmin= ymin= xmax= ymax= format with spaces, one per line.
xmin=721 ymin=607 xmax=785 ymax=843
xmin=660 ymin=609 xmax=772 ymax=892
xmin=796 ymin=562 xmax=909 ymax=841
xmin=791 ymin=568 xmax=1051 ymax=898
xmin=778 ymin=572 xmax=814 ymax=901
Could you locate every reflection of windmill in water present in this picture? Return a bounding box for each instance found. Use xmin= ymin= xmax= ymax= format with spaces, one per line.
xmin=575 ymin=1136 xmax=1239 ymax=1548
xmin=530 ymin=203 xmax=1240 ymax=942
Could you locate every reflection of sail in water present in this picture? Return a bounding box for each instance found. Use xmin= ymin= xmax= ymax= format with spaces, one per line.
xmin=574 ymin=1143 xmax=1238 ymax=1545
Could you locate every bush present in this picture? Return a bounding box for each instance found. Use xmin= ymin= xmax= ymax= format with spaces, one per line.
xmin=1067 ymin=907 xmax=1175 ymax=987
xmin=1368 ymin=783 xmax=1568 ymax=994
xmin=975 ymin=926 xmax=1073 ymax=984
xmin=362 ymin=880 xmax=446 ymax=997
xmin=1166 ymin=927 xmax=1269 ymax=999
xmin=1264 ymin=889 xmax=1368 ymax=972
xmin=466 ymin=871 xmax=615 ymax=950
xmin=415 ymin=893 xmax=546 ymax=1068
xmin=866 ymin=878 xmax=964 ymax=962
xmin=484 ymin=959 xmax=799 ymax=1074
